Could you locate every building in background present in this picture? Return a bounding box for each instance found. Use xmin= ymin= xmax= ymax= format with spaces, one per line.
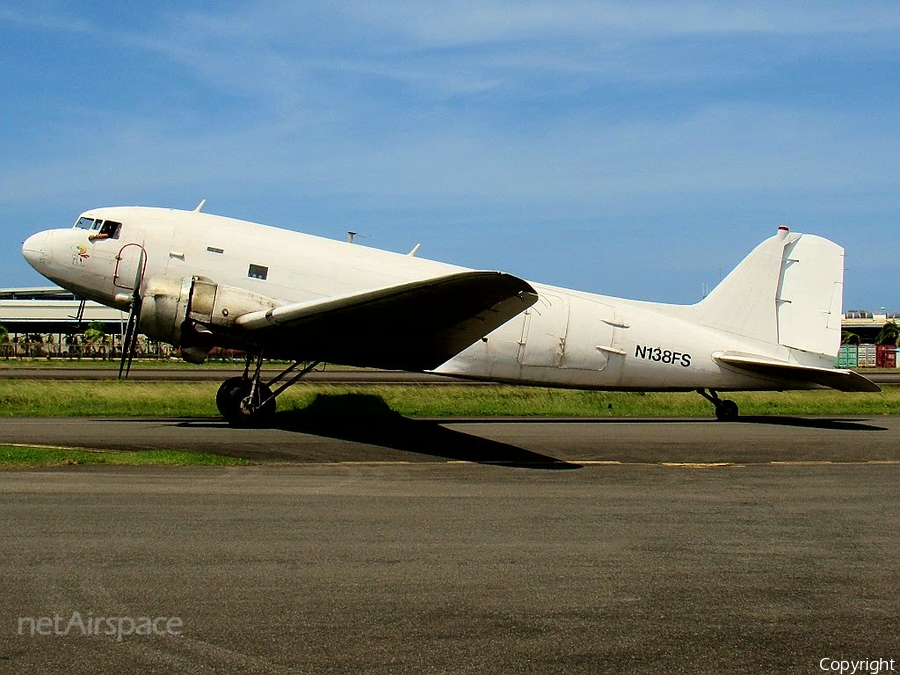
xmin=0 ymin=287 xmax=169 ymax=359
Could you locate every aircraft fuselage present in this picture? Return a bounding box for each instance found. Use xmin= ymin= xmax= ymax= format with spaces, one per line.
xmin=22 ymin=206 xmax=844 ymax=396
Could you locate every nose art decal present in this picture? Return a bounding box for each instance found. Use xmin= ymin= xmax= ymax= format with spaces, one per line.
xmin=73 ymin=244 xmax=90 ymax=265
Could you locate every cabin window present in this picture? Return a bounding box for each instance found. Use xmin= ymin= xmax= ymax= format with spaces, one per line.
xmin=75 ymin=217 xmax=94 ymax=230
xmin=248 ymin=264 xmax=268 ymax=280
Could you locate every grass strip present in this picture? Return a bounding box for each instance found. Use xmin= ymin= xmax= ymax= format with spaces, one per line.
xmin=0 ymin=444 xmax=253 ymax=469
xmin=0 ymin=381 xmax=897 ymax=418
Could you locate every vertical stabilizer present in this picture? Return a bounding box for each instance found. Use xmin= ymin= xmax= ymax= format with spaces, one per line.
xmin=697 ymin=228 xmax=844 ymax=357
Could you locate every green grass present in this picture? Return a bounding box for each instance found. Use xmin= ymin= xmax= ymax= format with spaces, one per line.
xmin=0 ymin=381 xmax=897 ymax=418
xmin=0 ymin=444 xmax=253 ymax=468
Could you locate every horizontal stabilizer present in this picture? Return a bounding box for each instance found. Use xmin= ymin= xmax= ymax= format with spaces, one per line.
xmin=714 ymin=352 xmax=881 ymax=393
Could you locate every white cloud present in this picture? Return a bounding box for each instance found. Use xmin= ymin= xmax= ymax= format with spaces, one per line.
xmin=3 ymin=96 xmax=896 ymax=217
xmin=263 ymin=1 xmax=900 ymax=46
xmin=0 ymin=3 xmax=92 ymax=33
xmin=110 ymin=1 xmax=900 ymax=110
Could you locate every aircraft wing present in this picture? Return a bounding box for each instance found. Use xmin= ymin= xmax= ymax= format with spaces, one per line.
xmin=713 ymin=352 xmax=881 ymax=393
xmin=234 ymin=271 xmax=538 ymax=370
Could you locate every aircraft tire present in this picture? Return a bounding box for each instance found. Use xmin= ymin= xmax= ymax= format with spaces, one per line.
xmin=715 ymin=399 xmax=739 ymax=421
xmin=216 ymin=377 xmax=276 ymax=427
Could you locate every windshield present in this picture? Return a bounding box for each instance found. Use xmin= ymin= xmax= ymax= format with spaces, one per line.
xmin=74 ymin=217 xmax=121 ymax=239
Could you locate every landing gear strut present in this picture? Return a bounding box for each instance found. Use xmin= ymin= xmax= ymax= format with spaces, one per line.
xmin=697 ymin=389 xmax=739 ymax=421
xmin=216 ymin=353 xmax=321 ymax=426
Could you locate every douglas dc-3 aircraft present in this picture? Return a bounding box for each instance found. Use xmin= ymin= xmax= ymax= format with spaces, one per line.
xmin=22 ymin=204 xmax=879 ymax=425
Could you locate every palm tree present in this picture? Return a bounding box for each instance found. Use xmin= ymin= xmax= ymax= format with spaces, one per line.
xmin=841 ymin=330 xmax=860 ymax=345
xmin=874 ymin=321 xmax=900 ymax=346
xmin=83 ymin=321 xmax=107 ymax=346
xmin=0 ymin=324 xmax=7 ymax=343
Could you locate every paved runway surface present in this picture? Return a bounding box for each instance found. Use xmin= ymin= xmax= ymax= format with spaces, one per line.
xmin=1 ymin=413 xmax=899 ymax=465
xmin=1 ymin=416 xmax=898 ymax=673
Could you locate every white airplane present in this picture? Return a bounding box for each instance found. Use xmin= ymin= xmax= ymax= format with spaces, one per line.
xmin=21 ymin=204 xmax=878 ymax=425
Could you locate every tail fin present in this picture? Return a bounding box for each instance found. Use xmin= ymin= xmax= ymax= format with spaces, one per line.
xmin=697 ymin=227 xmax=844 ymax=357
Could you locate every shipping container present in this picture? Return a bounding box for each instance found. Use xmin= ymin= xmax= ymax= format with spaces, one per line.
xmin=876 ymin=344 xmax=897 ymax=369
xmin=858 ymin=344 xmax=877 ymax=368
xmin=836 ymin=344 xmax=859 ymax=368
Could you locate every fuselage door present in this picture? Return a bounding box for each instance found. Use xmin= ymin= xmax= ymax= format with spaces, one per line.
xmin=517 ymin=292 xmax=569 ymax=367
xmin=558 ymin=297 xmax=617 ymax=371
xmin=114 ymin=243 xmax=148 ymax=291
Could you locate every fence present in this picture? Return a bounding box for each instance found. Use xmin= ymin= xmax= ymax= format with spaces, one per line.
xmin=1 ymin=338 xmax=173 ymax=360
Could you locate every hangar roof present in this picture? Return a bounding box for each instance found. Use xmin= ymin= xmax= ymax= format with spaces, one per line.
xmin=0 ymin=287 xmax=125 ymax=324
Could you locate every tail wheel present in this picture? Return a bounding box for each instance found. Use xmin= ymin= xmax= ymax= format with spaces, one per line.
xmin=715 ymin=399 xmax=739 ymax=421
xmin=698 ymin=389 xmax=740 ymax=421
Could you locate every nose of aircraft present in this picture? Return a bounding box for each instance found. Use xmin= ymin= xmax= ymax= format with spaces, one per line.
xmin=22 ymin=230 xmax=51 ymax=271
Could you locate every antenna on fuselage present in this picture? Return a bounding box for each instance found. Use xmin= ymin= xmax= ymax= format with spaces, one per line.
xmin=193 ymin=199 xmax=207 ymax=213
xmin=347 ymin=231 xmax=356 ymax=243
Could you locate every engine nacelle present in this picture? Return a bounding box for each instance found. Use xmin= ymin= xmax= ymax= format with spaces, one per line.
xmin=140 ymin=276 xmax=280 ymax=363
xmin=139 ymin=276 xmax=192 ymax=347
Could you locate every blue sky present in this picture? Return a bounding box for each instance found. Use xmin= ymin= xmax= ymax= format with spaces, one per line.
xmin=2 ymin=1 xmax=898 ymax=310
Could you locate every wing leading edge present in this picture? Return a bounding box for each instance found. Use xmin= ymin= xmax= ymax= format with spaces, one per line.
xmin=235 ymin=271 xmax=538 ymax=371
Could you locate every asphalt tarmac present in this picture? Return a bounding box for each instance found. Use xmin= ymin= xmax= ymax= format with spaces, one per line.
xmin=1 ymin=416 xmax=898 ymax=674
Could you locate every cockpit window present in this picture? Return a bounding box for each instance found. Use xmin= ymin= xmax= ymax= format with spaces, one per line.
xmin=99 ymin=220 xmax=121 ymax=239
xmin=74 ymin=216 xmax=121 ymax=240
xmin=79 ymin=219 xmax=122 ymax=241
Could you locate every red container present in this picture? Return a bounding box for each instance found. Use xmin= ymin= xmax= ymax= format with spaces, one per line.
xmin=876 ymin=344 xmax=897 ymax=368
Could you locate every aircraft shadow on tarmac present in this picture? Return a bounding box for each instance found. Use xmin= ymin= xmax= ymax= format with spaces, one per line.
xmin=440 ymin=416 xmax=888 ymax=431
xmin=735 ymin=416 xmax=889 ymax=431
xmin=235 ymin=393 xmax=580 ymax=470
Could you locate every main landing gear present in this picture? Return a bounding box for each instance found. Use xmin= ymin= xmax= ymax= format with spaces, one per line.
xmin=216 ymin=353 xmax=321 ymax=426
xmin=697 ymin=389 xmax=739 ymax=421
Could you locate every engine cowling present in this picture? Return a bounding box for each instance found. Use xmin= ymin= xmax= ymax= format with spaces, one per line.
xmin=139 ymin=276 xmax=280 ymax=363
